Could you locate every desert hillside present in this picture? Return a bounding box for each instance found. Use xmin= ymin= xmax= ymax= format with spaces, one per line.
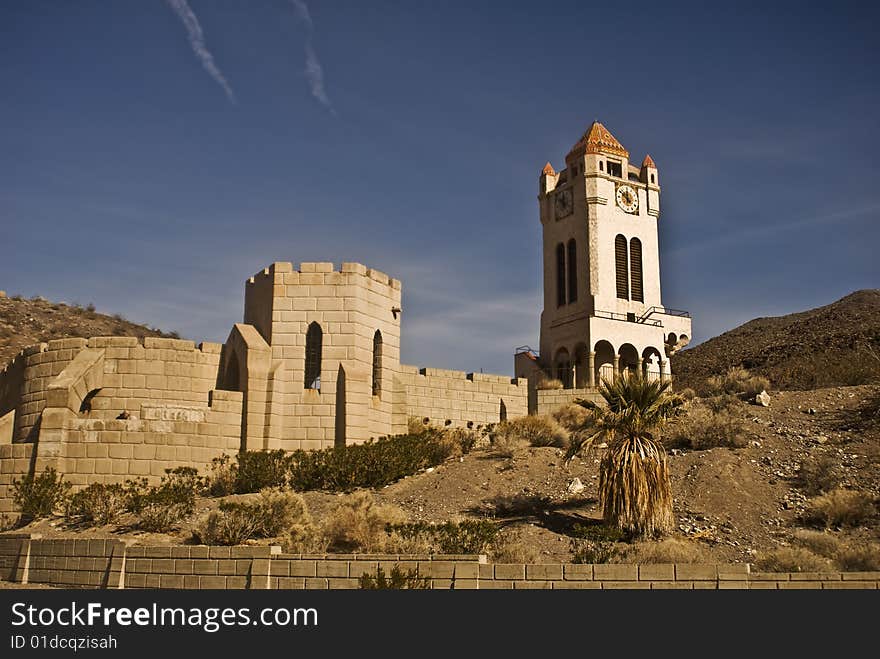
xmin=0 ymin=292 xmax=178 ymax=367
xmin=672 ymin=290 xmax=880 ymax=391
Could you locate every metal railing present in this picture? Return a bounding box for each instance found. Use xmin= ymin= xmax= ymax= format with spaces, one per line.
xmin=593 ymin=309 xmax=662 ymax=327
xmin=636 ymin=305 xmax=691 ymax=323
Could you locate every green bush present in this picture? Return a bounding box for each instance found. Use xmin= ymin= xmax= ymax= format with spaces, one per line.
xmin=358 ymin=565 xmax=431 ymax=590
xmin=233 ymin=451 xmax=291 ymax=493
xmin=288 ymin=433 xmax=455 ymax=492
xmin=571 ymin=539 xmax=618 ymax=564
xmin=130 ymin=467 xmax=202 ymax=532
xmin=797 ymin=455 xmax=841 ymax=496
xmin=12 ymin=467 xmax=70 ymax=521
xmin=64 ymin=483 xmax=129 ymax=525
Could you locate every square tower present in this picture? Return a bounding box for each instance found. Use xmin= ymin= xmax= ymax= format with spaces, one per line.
xmin=531 ymin=122 xmax=691 ymax=389
xmin=222 ymin=261 xmax=403 ymax=451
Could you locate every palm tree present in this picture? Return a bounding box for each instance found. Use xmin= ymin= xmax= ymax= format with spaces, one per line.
xmin=565 ymin=374 xmax=684 ymax=537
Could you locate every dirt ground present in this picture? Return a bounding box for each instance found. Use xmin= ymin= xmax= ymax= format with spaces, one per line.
xmin=5 ymin=385 xmax=878 ymax=565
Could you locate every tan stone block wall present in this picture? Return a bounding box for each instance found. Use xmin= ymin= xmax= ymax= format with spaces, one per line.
xmin=3 ymin=539 xmax=878 ymax=590
xmin=398 ymin=366 xmax=528 ymax=428
xmin=0 ymin=442 xmax=35 ymax=514
xmin=59 ymin=390 xmax=243 ymax=488
xmin=536 ymin=387 xmax=603 ymax=415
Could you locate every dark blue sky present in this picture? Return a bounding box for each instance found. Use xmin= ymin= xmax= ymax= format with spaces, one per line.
xmin=2 ymin=1 xmax=878 ymax=375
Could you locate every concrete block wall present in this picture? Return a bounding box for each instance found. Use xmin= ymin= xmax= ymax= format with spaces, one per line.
xmin=123 ymin=545 xmax=276 ymax=590
xmin=1 ymin=536 xmax=878 ymax=589
xmin=536 ymin=387 xmax=604 ymax=416
xmin=0 ymin=443 xmax=35 ymax=514
xmin=397 ymin=366 xmax=528 ymax=428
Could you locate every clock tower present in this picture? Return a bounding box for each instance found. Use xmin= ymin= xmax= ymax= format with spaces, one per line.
xmin=517 ymin=121 xmax=691 ymax=392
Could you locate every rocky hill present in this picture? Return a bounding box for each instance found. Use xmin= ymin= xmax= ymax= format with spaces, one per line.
xmin=672 ymin=290 xmax=880 ymax=391
xmin=0 ymin=291 xmax=177 ymax=367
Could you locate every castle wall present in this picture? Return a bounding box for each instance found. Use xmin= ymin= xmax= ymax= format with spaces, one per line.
xmin=398 ymin=365 xmax=528 ymax=428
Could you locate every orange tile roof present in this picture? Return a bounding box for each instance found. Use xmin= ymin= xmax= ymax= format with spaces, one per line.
xmin=542 ymin=161 xmax=556 ymax=175
xmin=642 ymin=154 xmax=656 ymax=168
xmin=569 ymin=121 xmax=629 ymax=158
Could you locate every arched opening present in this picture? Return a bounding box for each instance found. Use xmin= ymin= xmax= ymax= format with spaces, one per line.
xmin=554 ymin=347 xmax=572 ymax=389
xmin=79 ymin=389 xmax=102 ymax=414
xmin=618 ymin=343 xmax=640 ymax=378
xmin=305 ymin=322 xmax=323 ymax=390
xmin=667 ymin=332 xmax=678 ymax=345
xmin=222 ymin=350 xmax=241 ymax=392
xmin=499 ymin=399 xmax=507 ymax=422
xmin=335 ymin=364 xmax=346 ymax=447
xmin=372 ymin=330 xmax=382 ymax=397
xmin=642 ymin=346 xmax=663 ymax=382
xmin=556 ymin=243 xmax=566 ymax=307
xmin=573 ymin=342 xmax=589 ymax=388
xmin=567 ymin=239 xmax=578 ymax=304
xmin=615 ymin=234 xmax=629 ymax=300
xmin=594 ymin=340 xmax=615 ymax=384
xmin=629 ymin=237 xmax=643 ymax=302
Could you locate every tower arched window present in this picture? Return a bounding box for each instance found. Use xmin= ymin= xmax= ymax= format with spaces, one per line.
xmin=567 ymin=239 xmax=578 ymax=304
xmin=630 ymin=238 xmax=644 ymax=302
xmin=556 ymin=243 xmax=566 ymax=307
xmin=615 ymin=234 xmax=629 ymax=300
xmin=304 ymin=322 xmax=323 ymax=390
xmin=372 ymin=330 xmax=382 ymax=397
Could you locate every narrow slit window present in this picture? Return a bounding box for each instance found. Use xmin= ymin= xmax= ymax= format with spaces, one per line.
xmin=567 ymin=239 xmax=578 ymax=303
xmin=304 ymin=322 xmax=323 ymax=389
xmin=556 ymin=243 xmax=566 ymax=307
xmin=630 ymin=238 xmax=644 ymax=302
xmin=371 ymin=330 xmax=382 ymax=397
xmin=615 ymin=234 xmax=629 ymax=300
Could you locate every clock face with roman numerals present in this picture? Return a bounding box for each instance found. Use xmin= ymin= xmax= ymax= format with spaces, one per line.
xmin=616 ymin=184 xmax=638 ymax=213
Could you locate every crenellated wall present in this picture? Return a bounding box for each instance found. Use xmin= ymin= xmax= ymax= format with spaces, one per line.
xmin=397 ymin=366 xmax=528 ymax=428
xmin=0 ymin=262 xmax=532 ymax=514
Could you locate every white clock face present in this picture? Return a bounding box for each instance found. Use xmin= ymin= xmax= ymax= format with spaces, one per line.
xmin=616 ymin=185 xmax=638 ymax=213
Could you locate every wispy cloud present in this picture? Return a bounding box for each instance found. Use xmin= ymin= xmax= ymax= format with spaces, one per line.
xmin=290 ymin=0 xmax=335 ymax=114
xmin=166 ymin=0 xmax=236 ymax=103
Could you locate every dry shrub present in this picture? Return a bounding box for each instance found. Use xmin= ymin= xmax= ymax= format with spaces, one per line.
xmin=195 ymin=488 xmax=312 ymax=545
xmin=488 ymin=527 xmax=539 ymax=564
xmin=755 ymin=547 xmax=832 ymax=573
xmin=834 ymin=543 xmax=880 ymax=571
xmin=797 ymin=455 xmax=842 ymax=495
xmin=323 ymin=491 xmax=407 ymax=552
xmin=138 ymin=503 xmax=190 ymax=533
xmin=705 ymin=367 xmax=770 ymax=398
xmin=64 ymin=483 xmax=129 ymax=525
xmin=666 ymin=404 xmax=747 ymax=450
xmin=551 ymin=403 xmax=590 ymax=431
xmin=491 ymin=432 xmax=527 ymax=458
xmin=287 ymin=522 xmax=329 ymax=554
xmin=804 ymin=488 xmax=876 ymax=528
xmin=407 ymin=416 xmax=431 ymax=434
xmin=536 ymin=377 xmax=563 ymax=390
xmin=677 ymin=387 xmax=697 ymax=401
xmin=493 ymin=415 xmax=568 ymax=449
xmin=791 ymin=529 xmax=842 ymax=558
xmin=613 ymin=537 xmax=708 ymax=564
xmin=437 ymin=427 xmax=479 ymax=457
